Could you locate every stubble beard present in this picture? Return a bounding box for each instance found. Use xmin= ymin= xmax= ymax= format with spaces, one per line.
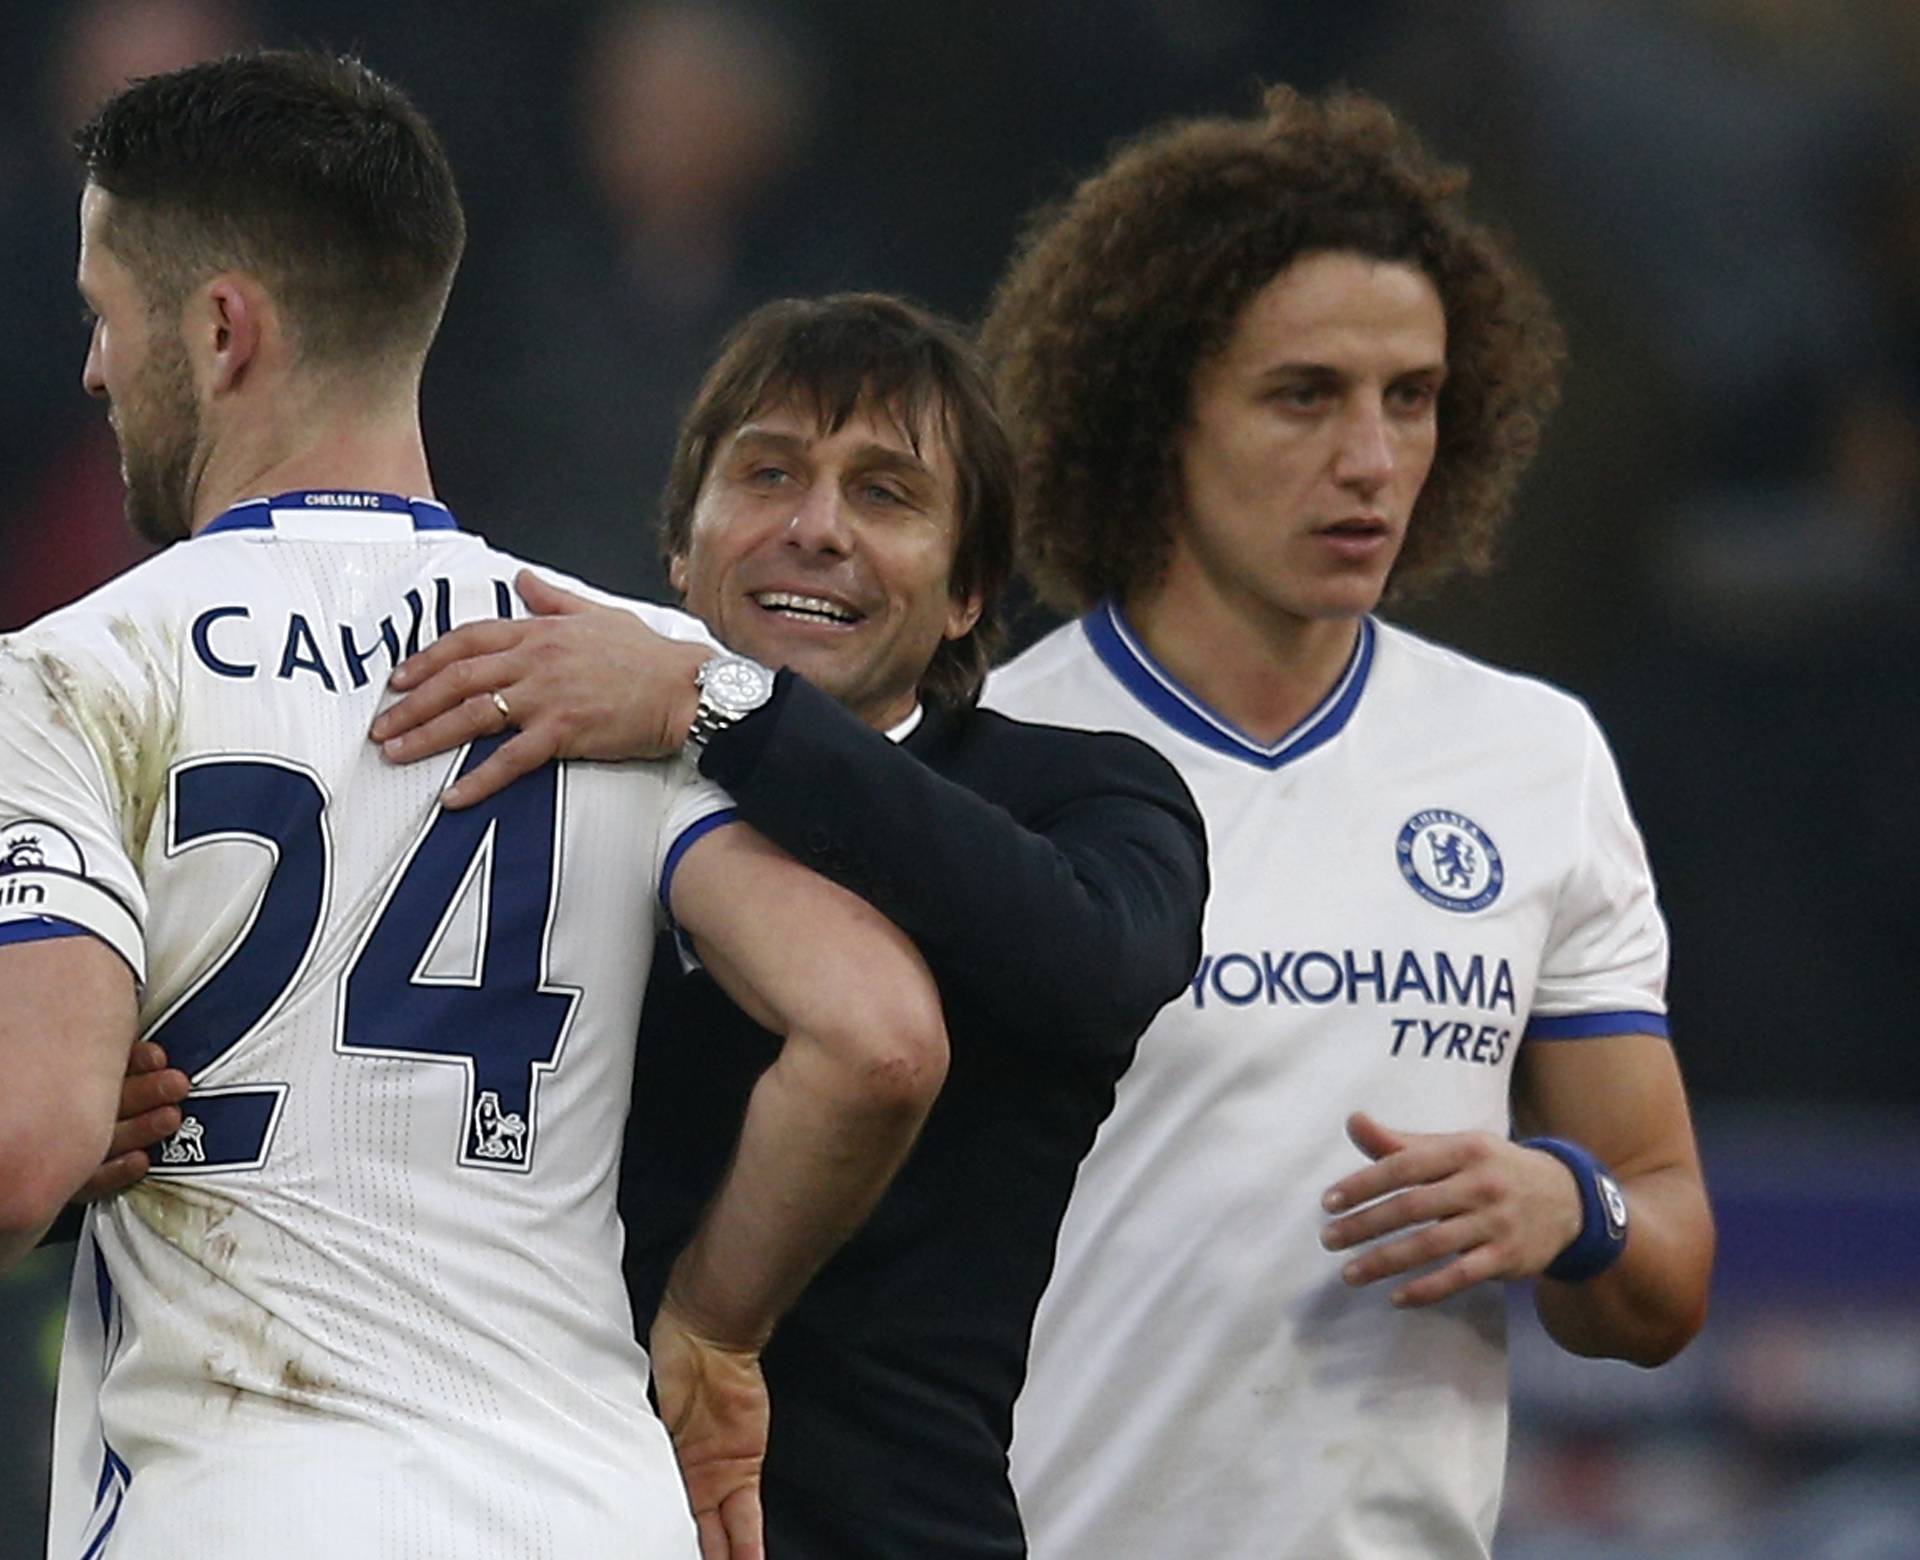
xmin=117 ymin=329 xmax=201 ymax=546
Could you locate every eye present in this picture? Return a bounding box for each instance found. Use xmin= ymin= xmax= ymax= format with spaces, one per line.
xmin=78 ymin=305 xmax=100 ymax=330
xmin=1388 ymin=379 xmax=1440 ymax=414
xmin=1268 ymin=381 xmax=1330 ymax=412
xmin=744 ymin=462 xmax=794 ymax=488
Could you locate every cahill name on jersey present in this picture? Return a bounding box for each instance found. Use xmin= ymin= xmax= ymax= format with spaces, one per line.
xmin=986 ymin=604 xmax=1668 ymax=1560
xmin=0 ymin=493 xmax=723 ymax=1560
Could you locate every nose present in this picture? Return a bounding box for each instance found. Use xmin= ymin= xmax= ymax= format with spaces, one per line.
xmin=1331 ymin=400 xmax=1393 ymax=495
xmin=783 ymin=481 xmax=855 ymax=557
xmin=81 ymin=326 xmax=107 ymax=400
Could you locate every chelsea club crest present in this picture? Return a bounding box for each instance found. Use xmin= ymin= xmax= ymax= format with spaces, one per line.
xmin=1397 ymin=809 xmax=1503 ymax=913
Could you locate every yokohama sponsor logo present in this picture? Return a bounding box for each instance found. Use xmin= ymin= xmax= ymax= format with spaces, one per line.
xmin=1189 ymin=947 xmax=1517 ymax=1014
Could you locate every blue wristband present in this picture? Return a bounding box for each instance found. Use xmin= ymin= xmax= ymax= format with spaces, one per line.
xmin=1521 ymin=1136 xmax=1629 ymax=1283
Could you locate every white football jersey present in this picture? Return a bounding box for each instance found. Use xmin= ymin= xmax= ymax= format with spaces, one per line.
xmin=0 ymin=494 xmax=727 ymax=1560
xmin=987 ymin=604 xmax=1669 ymax=1560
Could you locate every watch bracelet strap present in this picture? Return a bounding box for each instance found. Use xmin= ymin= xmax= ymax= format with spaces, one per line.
xmin=1520 ymin=1135 xmax=1628 ymax=1283
xmin=686 ymin=701 xmax=733 ymax=750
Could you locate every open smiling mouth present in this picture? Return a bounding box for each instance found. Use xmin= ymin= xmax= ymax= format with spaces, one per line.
xmin=752 ymin=590 xmax=864 ymax=627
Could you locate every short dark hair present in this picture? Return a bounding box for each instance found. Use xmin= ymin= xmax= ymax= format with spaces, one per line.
xmin=660 ymin=293 xmax=1015 ymax=708
xmin=980 ymin=84 xmax=1565 ymax=613
xmin=74 ymin=50 xmax=466 ymax=367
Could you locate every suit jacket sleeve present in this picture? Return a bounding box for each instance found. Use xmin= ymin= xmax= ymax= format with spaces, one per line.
xmin=696 ymin=673 xmax=1207 ymax=1061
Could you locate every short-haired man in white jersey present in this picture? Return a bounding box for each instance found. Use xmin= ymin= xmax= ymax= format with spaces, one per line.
xmin=978 ymin=86 xmax=1715 ymax=1557
xmin=0 ymin=52 xmax=946 ymax=1560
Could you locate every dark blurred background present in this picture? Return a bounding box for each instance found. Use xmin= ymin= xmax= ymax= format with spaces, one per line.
xmin=4 ymin=1 xmax=1916 ymax=1553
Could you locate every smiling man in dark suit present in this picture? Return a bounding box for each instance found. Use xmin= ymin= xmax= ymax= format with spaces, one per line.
xmin=365 ymin=292 xmax=1210 ymax=1558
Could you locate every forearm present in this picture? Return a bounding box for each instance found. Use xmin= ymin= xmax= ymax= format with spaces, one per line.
xmin=0 ymin=941 xmax=134 ymax=1273
xmin=667 ymin=823 xmax=947 ymax=1344
xmin=662 ymin=1023 xmax=935 ymax=1348
xmin=1533 ymin=1161 xmax=1714 ymax=1365
xmin=0 ymin=1097 xmax=108 ymax=1271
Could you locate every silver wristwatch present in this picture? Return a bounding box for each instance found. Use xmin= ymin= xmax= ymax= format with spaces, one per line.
xmin=687 ymin=653 xmax=777 ymax=750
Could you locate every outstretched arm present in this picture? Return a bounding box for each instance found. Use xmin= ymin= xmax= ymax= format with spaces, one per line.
xmin=370 ymin=570 xmax=710 ymax=806
xmin=1320 ymin=1033 xmax=1711 ymax=1365
xmin=374 ymin=571 xmax=1208 ymax=1058
xmin=651 ymin=821 xmax=948 ymax=1559
xmin=690 ymin=675 xmax=1205 ymax=1057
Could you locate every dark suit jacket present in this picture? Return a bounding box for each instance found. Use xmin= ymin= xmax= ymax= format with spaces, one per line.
xmin=622 ymin=672 xmax=1207 ymax=1559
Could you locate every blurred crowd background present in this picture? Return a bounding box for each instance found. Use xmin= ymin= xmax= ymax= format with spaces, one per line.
xmin=3 ymin=1 xmax=1916 ymax=1554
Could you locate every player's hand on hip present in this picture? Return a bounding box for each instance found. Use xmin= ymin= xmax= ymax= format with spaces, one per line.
xmin=649 ymin=1300 xmax=769 ymax=1560
xmin=1318 ymin=1111 xmax=1583 ymax=1306
xmin=369 ymin=570 xmax=711 ymax=808
xmin=74 ymin=1040 xmax=191 ymax=1202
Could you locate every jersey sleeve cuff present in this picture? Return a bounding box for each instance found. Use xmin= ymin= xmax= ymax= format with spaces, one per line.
xmin=0 ymin=916 xmax=93 ymax=947
xmin=1524 ymin=1009 xmax=1670 ymax=1041
xmin=657 ymin=807 xmax=741 ymax=915
xmin=0 ymin=872 xmax=145 ymax=982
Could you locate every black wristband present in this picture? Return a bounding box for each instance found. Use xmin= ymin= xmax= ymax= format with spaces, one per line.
xmin=1521 ymin=1136 xmax=1629 ymax=1283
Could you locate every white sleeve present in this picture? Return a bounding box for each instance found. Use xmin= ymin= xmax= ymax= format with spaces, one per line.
xmin=652 ymin=758 xmax=739 ymax=933
xmin=0 ymin=641 xmax=147 ymax=980
xmin=1525 ymin=713 xmax=1669 ymax=1042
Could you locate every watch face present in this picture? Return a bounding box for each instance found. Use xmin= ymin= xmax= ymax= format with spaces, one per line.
xmin=702 ymin=656 xmax=775 ymax=715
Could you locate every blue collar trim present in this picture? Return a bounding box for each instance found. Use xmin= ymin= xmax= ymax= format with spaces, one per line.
xmin=1083 ymin=600 xmax=1374 ymax=770
xmin=202 ymin=490 xmax=460 ymax=537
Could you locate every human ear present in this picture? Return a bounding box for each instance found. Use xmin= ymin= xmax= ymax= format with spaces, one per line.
xmin=943 ymin=586 xmax=984 ymax=642
xmin=196 ymin=276 xmax=264 ymax=394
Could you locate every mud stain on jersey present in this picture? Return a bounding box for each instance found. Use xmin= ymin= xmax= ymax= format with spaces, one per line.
xmin=12 ymin=618 xmax=181 ymax=863
xmin=124 ymin=1179 xmax=339 ymax=1410
xmin=124 ymin=1178 xmax=238 ymax=1276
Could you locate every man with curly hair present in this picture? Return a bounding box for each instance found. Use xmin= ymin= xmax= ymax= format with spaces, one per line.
xmin=980 ymin=85 xmax=1714 ymax=1557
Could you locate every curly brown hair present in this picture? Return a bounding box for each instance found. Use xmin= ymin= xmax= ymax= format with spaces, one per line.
xmin=979 ymin=84 xmax=1565 ymax=614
